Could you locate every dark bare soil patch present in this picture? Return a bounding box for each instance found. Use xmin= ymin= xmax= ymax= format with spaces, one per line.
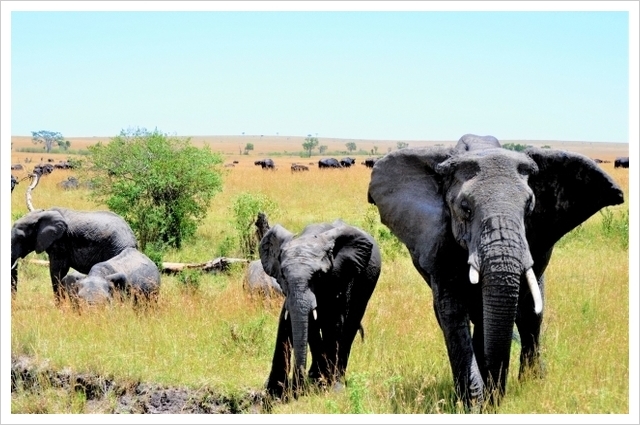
xmin=11 ymin=354 xmax=266 ymax=414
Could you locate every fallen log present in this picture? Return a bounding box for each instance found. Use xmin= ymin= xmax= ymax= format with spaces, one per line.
xmin=26 ymin=257 xmax=249 ymax=275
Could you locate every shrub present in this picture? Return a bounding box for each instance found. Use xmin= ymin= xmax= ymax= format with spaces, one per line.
xmin=87 ymin=127 xmax=224 ymax=251
xmin=230 ymin=192 xmax=278 ymax=259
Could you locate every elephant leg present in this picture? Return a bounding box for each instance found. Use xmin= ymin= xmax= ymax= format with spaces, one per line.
xmin=432 ymin=280 xmax=484 ymax=410
xmin=49 ymin=258 xmax=71 ymax=303
xmin=11 ymin=265 xmax=18 ymax=295
xmin=307 ymin=313 xmax=327 ymax=386
xmin=515 ymin=274 xmax=545 ymax=380
xmin=266 ymin=304 xmax=293 ymax=399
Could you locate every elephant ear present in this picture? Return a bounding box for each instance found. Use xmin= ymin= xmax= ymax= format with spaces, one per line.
xmin=367 ymin=147 xmax=453 ymax=273
xmin=107 ymin=272 xmax=127 ymax=292
xmin=259 ymin=224 xmax=295 ymax=279
xmin=325 ymin=225 xmax=374 ymax=278
xmin=525 ymin=147 xmax=624 ymax=252
xmin=35 ymin=210 xmax=68 ymax=253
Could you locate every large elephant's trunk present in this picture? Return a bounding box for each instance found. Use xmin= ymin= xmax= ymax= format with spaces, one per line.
xmin=475 ymin=215 xmax=533 ymax=403
xmin=286 ymin=288 xmax=318 ymax=398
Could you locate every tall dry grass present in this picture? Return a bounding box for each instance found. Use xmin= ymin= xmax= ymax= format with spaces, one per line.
xmin=9 ymin=144 xmax=630 ymax=414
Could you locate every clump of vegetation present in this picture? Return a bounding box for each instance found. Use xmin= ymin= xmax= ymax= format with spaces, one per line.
xmin=177 ymin=269 xmax=203 ymax=293
xmin=230 ymin=192 xmax=278 ymax=258
xmin=502 ymin=143 xmax=531 ymax=152
xmin=31 ymin=130 xmax=64 ymax=153
xmin=600 ymin=207 xmax=629 ymax=249
xmin=302 ymin=136 xmax=319 ymax=157
xmin=87 ymin=127 xmax=224 ymax=251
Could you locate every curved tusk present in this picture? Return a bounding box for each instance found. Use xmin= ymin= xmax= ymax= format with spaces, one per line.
xmin=526 ymin=268 xmax=543 ymax=314
xmin=469 ymin=265 xmax=479 ymax=284
xmin=313 ymin=309 xmax=317 ymax=320
xmin=284 ymin=310 xmax=288 ymax=320
xmin=12 ymin=260 xmax=18 ymax=269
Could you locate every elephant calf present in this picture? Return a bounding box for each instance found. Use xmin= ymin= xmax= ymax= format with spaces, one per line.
xmin=260 ymin=220 xmax=381 ymax=400
xmin=61 ymin=247 xmax=161 ymax=306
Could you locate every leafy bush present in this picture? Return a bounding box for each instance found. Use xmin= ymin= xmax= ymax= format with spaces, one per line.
xmin=87 ymin=127 xmax=224 ymax=251
xmin=502 ymin=143 xmax=531 ymax=152
xmin=600 ymin=207 xmax=629 ymax=249
xmin=176 ymin=269 xmax=203 ymax=293
xmin=230 ymin=192 xmax=278 ymax=259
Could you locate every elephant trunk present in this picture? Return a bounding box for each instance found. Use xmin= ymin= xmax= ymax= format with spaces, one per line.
xmin=286 ymin=288 xmax=318 ymax=397
xmin=477 ymin=215 xmax=531 ymax=402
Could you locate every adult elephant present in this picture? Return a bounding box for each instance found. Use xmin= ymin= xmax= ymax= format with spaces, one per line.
xmin=367 ymin=134 xmax=624 ymax=409
xmin=260 ymin=220 xmax=381 ymax=399
xmin=318 ymin=158 xmax=342 ymax=168
xmin=254 ymin=159 xmax=275 ymax=169
xmin=11 ymin=207 xmax=138 ymax=301
xmin=614 ymin=156 xmax=629 ymax=168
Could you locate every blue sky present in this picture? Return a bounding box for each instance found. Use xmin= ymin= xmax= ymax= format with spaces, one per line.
xmin=3 ymin=2 xmax=638 ymax=144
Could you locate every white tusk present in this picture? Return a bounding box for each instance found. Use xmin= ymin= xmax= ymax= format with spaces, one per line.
xmin=12 ymin=260 xmax=18 ymax=269
xmin=526 ymin=268 xmax=543 ymax=314
xmin=313 ymin=309 xmax=317 ymax=320
xmin=284 ymin=310 xmax=288 ymax=320
xmin=469 ymin=266 xmax=479 ymax=284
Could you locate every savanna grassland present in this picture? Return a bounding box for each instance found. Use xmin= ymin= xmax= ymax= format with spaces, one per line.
xmin=9 ymin=135 xmax=630 ymax=415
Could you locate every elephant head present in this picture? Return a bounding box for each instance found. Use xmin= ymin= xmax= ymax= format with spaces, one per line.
xmin=11 ymin=210 xmax=67 ymax=271
xmin=260 ymin=220 xmax=377 ymax=396
xmin=63 ymin=272 xmax=128 ymax=305
xmin=367 ymin=134 xmax=624 ymax=407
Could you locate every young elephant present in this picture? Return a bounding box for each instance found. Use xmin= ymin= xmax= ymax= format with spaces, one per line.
xmin=259 ymin=220 xmax=381 ymax=400
xmin=61 ymin=247 xmax=161 ymax=306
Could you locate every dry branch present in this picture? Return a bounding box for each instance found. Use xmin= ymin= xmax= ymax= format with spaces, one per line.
xmin=25 ymin=173 xmax=40 ymax=212
xmin=26 ymin=257 xmax=249 ymax=275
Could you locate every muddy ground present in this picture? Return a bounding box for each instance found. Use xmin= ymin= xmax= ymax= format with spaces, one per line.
xmin=11 ymin=354 xmax=267 ymax=414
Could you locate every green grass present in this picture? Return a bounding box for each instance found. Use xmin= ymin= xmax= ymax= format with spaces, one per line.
xmin=10 ymin=160 xmax=630 ymax=414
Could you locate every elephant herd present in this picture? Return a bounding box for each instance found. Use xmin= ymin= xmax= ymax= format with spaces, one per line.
xmin=10 ymin=134 xmax=625 ymax=411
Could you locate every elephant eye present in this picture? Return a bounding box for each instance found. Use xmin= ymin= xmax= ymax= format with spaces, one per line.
xmin=460 ymin=199 xmax=472 ymax=218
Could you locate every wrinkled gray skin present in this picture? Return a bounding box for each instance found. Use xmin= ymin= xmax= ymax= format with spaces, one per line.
xmin=260 ymin=220 xmax=381 ymax=400
xmin=61 ymin=247 xmax=160 ymax=306
xmin=244 ymin=260 xmax=283 ymax=297
xmin=367 ymin=134 xmax=624 ymax=409
xmin=11 ymin=207 xmax=138 ymax=301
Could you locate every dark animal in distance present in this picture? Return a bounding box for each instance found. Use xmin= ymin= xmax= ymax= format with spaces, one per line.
xmin=318 ymin=158 xmax=342 ymax=169
xmin=11 ymin=175 xmax=18 ymax=192
xmin=33 ymin=163 xmax=54 ymax=175
xmin=614 ymin=157 xmax=629 ymax=168
xmin=11 ymin=164 xmax=24 ymax=171
xmin=291 ymin=163 xmax=310 ymax=172
xmin=362 ymin=158 xmax=379 ymax=168
xmin=340 ymin=157 xmax=356 ymax=167
xmin=58 ymin=176 xmax=79 ymax=190
xmin=255 ymin=159 xmax=275 ymax=169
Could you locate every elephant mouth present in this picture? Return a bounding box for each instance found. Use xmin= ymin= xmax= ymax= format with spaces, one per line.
xmin=468 ymin=263 xmax=542 ymax=314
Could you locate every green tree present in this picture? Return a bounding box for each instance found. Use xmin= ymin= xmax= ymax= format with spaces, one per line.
xmin=397 ymin=141 xmax=409 ymax=150
xmin=244 ymin=142 xmax=254 ymax=154
xmin=346 ymin=142 xmax=357 ymax=153
xmin=32 ymin=130 xmax=64 ymax=153
xmin=87 ymin=127 xmax=224 ymax=251
xmin=502 ymin=143 xmax=530 ymax=152
xmin=319 ymin=145 xmax=328 ymax=154
xmin=302 ymin=136 xmax=319 ymax=157
xmin=57 ymin=140 xmax=71 ymax=151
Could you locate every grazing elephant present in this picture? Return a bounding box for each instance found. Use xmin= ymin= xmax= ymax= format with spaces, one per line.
xmin=254 ymin=159 xmax=275 ymax=169
xmin=11 ymin=207 xmax=138 ymax=301
xmin=318 ymin=158 xmax=342 ymax=168
xmin=60 ymin=247 xmax=161 ymax=306
xmin=260 ymin=220 xmax=381 ymax=399
xmin=614 ymin=156 xmax=629 ymax=168
xmin=367 ymin=134 xmax=624 ymax=409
